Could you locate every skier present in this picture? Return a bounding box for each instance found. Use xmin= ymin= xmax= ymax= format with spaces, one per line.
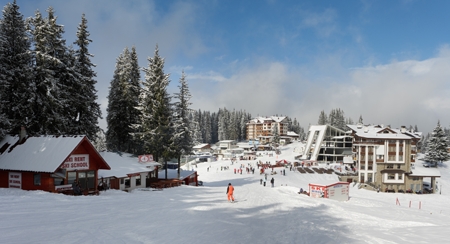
xmin=271 ymin=177 xmax=274 ymax=187
xmin=226 ymin=183 xmax=235 ymax=202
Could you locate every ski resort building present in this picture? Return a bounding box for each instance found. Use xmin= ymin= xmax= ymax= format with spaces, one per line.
xmin=0 ymin=134 xmax=110 ymax=194
xmin=246 ymin=116 xmax=288 ymax=142
xmin=301 ymin=125 xmax=353 ymax=164
xmin=348 ymin=124 xmax=440 ymax=193
xmin=98 ymin=152 xmax=160 ymax=192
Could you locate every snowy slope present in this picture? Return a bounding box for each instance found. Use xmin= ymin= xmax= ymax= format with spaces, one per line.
xmin=0 ymin=142 xmax=449 ymax=244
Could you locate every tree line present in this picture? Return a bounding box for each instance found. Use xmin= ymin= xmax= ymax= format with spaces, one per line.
xmin=0 ymin=1 xmax=101 ymax=140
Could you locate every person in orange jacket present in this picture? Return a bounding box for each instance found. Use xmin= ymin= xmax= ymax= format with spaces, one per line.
xmin=226 ymin=183 xmax=235 ymax=202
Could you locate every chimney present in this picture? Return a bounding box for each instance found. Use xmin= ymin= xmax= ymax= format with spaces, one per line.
xmin=356 ymin=123 xmax=363 ymax=129
xmin=364 ymin=126 xmax=369 ymax=133
xmin=19 ymin=126 xmax=27 ymax=142
xmin=400 ymin=126 xmax=406 ymax=134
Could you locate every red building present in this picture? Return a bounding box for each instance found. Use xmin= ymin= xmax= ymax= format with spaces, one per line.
xmin=0 ymin=135 xmax=110 ymax=194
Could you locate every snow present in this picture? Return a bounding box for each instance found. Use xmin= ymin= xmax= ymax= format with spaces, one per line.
xmin=0 ymin=135 xmax=85 ymax=172
xmin=98 ymin=152 xmax=160 ymax=178
xmin=1 ymin=141 xmax=450 ymax=244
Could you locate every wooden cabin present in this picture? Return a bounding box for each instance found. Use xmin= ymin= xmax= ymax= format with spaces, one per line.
xmin=0 ymin=135 xmax=110 ymax=195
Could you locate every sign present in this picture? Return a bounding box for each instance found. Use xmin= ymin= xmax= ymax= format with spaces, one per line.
xmin=55 ymin=184 xmax=73 ymax=191
xmin=127 ymin=173 xmax=141 ymax=177
xmin=138 ymin=154 xmax=153 ymax=163
xmin=60 ymin=154 xmax=90 ymax=170
xmin=9 ymin=172 xmax=22 ymax=189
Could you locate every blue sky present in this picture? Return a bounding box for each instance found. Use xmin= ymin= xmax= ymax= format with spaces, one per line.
xmin=6 ymin=0 xmax=450 ymax=133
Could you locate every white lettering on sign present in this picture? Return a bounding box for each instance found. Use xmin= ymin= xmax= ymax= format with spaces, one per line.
xmin=9 ymin=172 xmax=21 ymax=189
xmin=60 ymin=154 xmax=90 ymax=170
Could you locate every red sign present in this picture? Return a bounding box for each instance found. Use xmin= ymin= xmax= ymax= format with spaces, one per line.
xmin=127 ymin=173 xmax=141 ymax=177
xmin=138 ymin=154 xmax=153 ymax=163
xmin=61 ymin=154 xmax=90 ymax=170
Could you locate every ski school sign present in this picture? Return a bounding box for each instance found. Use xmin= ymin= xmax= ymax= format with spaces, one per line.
xmin=60 ymin=154 xmax=90 ymax=170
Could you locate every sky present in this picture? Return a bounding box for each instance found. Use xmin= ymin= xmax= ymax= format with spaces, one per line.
xmin=1 ymin=141 xmax=449 ymax=243
xmin=5 ymin=0 xmax=450 ymax=134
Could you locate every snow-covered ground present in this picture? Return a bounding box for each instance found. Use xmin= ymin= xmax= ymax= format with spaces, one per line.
xmin=1 ymin=142 xmax=449 ymax=244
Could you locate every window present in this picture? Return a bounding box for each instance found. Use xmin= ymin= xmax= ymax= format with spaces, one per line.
xmin=388 ymin=155 xmax=395 ymax=161
xmin=34 ymin=174 xmax=41 ymax=186
xmin=388 ymin=174 xmax=395 ymax=180
xmin=388 ymin=146 xmax=396 ymax=152
xmin=377 ymin=155 xmax=384 ymax=160
xmin=136 ymin=175 xmax=141 ymax=186
xmin=54 ymin=178 xmax=64 ymax=186
xmin=68 ymin=171 xmax=76 ymax=184
xmin=125 ymin=178 xmax=130 ymax=188
xmin=399 ymin=155 xmax=403 ymax=161
xmin=398 ymin=174 xmax=403 ymax=180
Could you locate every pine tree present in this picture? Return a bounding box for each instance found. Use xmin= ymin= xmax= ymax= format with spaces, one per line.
xmin=358 ymin=115 xmax=363 ymax=124
xmin=29 ymin=8 xmax=70 ymax=135
xmin=272 ymin=123 xmax=280 ymax=144
xmin=92 ymin=129 xmax=107 ymax=152
xmin=106 ymin=49 xmax=132 ymax=152
xmin=172 ymin=71 xmax=193 ymax=178
xmin=73 ymin=13 xmax=101 ymax=140
xmin=424 ymin=121 xmax=450 ymax=167
xmin=139 ymin=45 xmax=172 ymax=177
xmin=0 ymin=0 xmax=33 ymax=137
xmin=126 ymin=46 xmax=142 ymax=154
xmin=318 ymin=110 xmax=327 ymax=125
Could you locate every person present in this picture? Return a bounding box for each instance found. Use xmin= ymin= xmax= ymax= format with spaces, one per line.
xmin=226 ymin=183 xmax=235 ymax=202
xmin=98 ymin=177 xmax=106 ymax=191
xmin=299 ymin=188 xmax=304 ymax=194
xmin=263 ymin=178 xmax=266 ymax=187
xmin=260 ymin=179 xmax=263 ymax=185
xmin=72 ymin=180 xmax=82 ymax=195
xmin=271 ymin=177 xmax=274 ymax=187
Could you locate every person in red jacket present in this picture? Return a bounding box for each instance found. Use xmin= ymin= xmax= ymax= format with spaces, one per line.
xmin=226 ymin=183 xmax=235 ymax=202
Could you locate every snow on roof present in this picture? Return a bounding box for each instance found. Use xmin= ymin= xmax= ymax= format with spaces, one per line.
xmin=193 ymin=143 xmax=209 ymax=149
xmin=287 ymin=131 xmax=299 ymax=136
xmin=0 ymin=135 xmax=85 ymax=173
xmin=98 ymin=152 xmax=160 ymax=178
xmin=347 ymin=124 xmax=414 ymax=139
xmin=247 ymin=116 xmax=287 ymax=124
xmin=158 ymin=169 xmax=196 ymax=180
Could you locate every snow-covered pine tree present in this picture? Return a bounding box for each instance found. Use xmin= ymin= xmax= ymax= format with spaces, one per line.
xmin=204 ymin=111 xmax=212 ymax=143
xmin=125 ymin=46 xmax=142 ymax=154
xmin=358 ymin=115 xmax=363 ymax=124
xmin=92 ymin=129 xmax=107 ymax=152
xmin=29 ymin=8 xmax=71 ymax=135
xmin=172 ymin=71 xmax=193 ymax=178
xmin=272 ymin=123 xmax=280 ymax=144
xmin=218 ymin=108 xmax=228 ymax=141
xmin=424 ymin=121 xmax=450 ymax=167
xmin=336 ymin=108 xmax=346 ymax=130
xmin=189 ymin=111 xmax=202 ymax=145
xmin=318 ymin=110 xmax=327 ymax=125
xmin=106 ymin=49 xmax=133 ymax=152
xmin=328 ymin=109 xmax=336 ymax=127
xmin=0 ymin=0 xmax=33 ymax=137
xmin=73 ymin=13 xmax=101 ymax=141
xmin=210 ymin=111 xmax=218 ymax=143
xmin=139 ymin=45 xmax=172 ymax=173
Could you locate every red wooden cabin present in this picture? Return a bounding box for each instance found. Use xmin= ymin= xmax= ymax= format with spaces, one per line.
xmin=0 ymin=134 xmax=110 ymax=194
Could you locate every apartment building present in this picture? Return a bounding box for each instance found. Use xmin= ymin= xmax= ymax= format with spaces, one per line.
xmin=246 ymin=116 xmax=288 ymax=143
xmin=348 ymin=124 xmax=439 ymax=193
